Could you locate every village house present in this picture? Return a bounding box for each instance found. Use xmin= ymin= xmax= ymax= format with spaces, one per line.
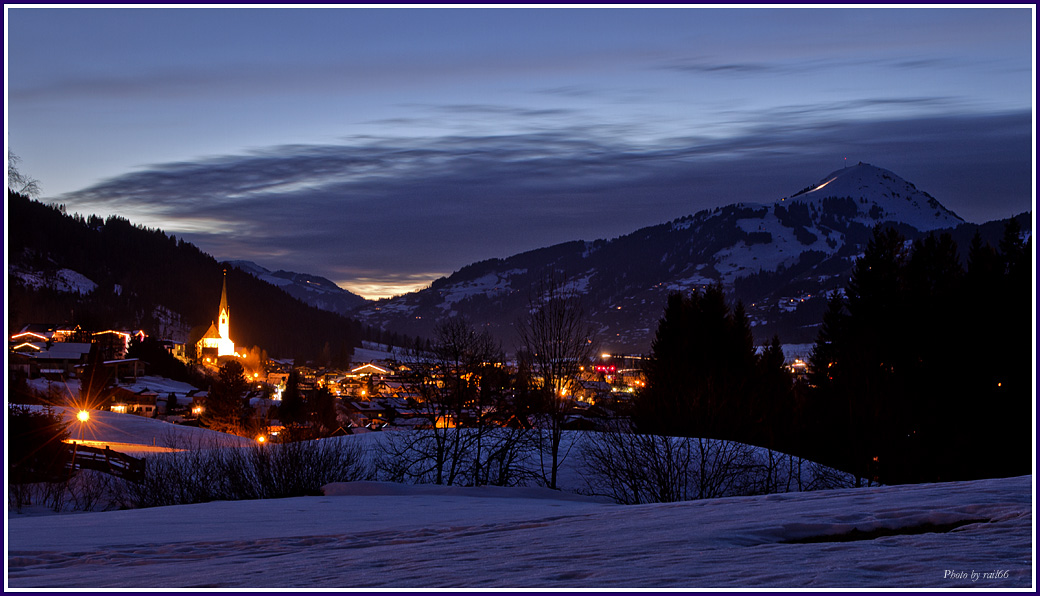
xmin=10 ymin=341 xmax=93 ymax=380
xmin=341 ymin=399 xmax=392 ymax=428
xmin=73 ymin=358 xmax=147 ymax=384
xmin=91 ymin=329 xmax=146 ymax=360
xmin=102 ymin=386 xmax=158 ymax=417
xmin=9 ymin=324 xmax=147 ymax=382
xmin=349 ymin=362 xmax=391 ymax=378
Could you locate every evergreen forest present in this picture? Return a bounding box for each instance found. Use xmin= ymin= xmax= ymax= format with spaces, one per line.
xmin=635 ymin=222 xmax=1032 ymax=484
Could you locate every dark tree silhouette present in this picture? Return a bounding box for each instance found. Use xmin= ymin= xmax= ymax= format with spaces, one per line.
xmin=79 ymin=345 xmax=113 ymax=409
xmin=808 ymin=222 xmax=1032 ymax=484
xmin=634 ymin=284 xmax=761 ymax=442
xmin=202 ymin=360 xmax=249 ymax=435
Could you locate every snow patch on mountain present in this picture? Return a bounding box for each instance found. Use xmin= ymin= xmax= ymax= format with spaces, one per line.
xmin=151 ymin=305 xmax=191 ymax=342
xmin=560 ymin=272 xmax=594 ymax=295
xmin=665 ymin=271 xmax=716 ymax=293
xmin=12 ymin=267 xmax=98 ymax=295
xmin=438 ymin=269 xmax=525 ymax=309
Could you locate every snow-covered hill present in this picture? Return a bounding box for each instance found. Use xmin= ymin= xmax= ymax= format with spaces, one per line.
xmin=7 ymin=473 xmax=1032 ymax=588
xmin=18 ymin=404 xmax=254 ymax=454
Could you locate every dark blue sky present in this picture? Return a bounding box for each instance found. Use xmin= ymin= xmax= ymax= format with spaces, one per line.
xmin=6 ymin=7 xmax=1034 ymax=298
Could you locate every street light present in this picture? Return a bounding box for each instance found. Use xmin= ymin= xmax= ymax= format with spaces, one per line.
xmin=70 ymin=409 xmax=91 ymax=474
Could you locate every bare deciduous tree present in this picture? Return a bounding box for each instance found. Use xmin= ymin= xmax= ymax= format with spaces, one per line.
xmin=516 ymin=274 xmax=596 ymax=489
xmin=580 ymin=419 xmax=859 ymax=505
xmin=379 ymin=316 xmax=522 ymax=486
xmin=8 ymin=151 xmax=41 ymax=197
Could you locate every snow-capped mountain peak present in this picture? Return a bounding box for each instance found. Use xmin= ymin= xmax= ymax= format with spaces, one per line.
xmin=785 ymin=162 xmax=963 ymax=231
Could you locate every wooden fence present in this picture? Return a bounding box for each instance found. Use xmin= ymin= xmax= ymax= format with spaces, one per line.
xmin=68 ymin=443 xmax=145 ymax=482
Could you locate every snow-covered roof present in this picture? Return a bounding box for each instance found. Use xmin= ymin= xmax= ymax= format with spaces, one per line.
xmin=27 ymin=342 xmax=92 ymax=360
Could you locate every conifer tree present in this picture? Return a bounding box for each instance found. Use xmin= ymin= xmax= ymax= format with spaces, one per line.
xmin=635 ymin=284 xmax=761 ymax=442
xmin=903 ymin=233 xmax=964 ymax=479
xmin=309 ymin=387 xmax=338 ymax=437
xmin=752 ymin=335 xmax=791 ymax=449
xmin=279 ymin=370 xmax=305 ymax=429
xmin=808 ymin=291 xmax=847 ymax=390
xmin=842 ymin=225 xmax=910 ymax=483
xmin=203 ymin=360 xmax=248 ymax=436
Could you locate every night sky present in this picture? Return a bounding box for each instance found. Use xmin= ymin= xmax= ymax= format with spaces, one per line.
xmin=6 ymin=7 xmax=1034 ymax=298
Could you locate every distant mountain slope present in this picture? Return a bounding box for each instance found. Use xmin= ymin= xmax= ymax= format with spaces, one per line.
xmin=351 ymin=163 xmax=1026 ymax=352
xmin=228 ymin=260 xmax=369 ymax=316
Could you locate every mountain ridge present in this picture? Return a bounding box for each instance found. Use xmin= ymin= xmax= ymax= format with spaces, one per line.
xmin=226 ymin=260 xmax=369 ymax=316
xmin=345 ymin=163 xmax=1024 ymax=352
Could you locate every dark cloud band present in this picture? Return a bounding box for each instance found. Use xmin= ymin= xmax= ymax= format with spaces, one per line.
xmin=59 ymin=110 xmax=1033 ymax=297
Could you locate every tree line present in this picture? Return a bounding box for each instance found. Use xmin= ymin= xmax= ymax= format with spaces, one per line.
xmin=633 ymin=221 xmax=1031 ymax=485
xmin=805 ymin=220 xmax=1031 ymax=483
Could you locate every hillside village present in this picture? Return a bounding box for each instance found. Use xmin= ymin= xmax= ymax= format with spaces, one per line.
xmin=8 ymin=267 xmax=661 ymax=441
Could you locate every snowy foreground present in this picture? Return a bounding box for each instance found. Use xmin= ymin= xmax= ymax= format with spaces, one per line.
xmin=7 ymin=476 xmax=1033 ymax=588
xmin=6 ymin=407 xmax=1036 ymax=589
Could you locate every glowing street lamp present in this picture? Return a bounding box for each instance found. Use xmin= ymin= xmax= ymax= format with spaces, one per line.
xmin=70 ymin=409 xmax=91 ymax=473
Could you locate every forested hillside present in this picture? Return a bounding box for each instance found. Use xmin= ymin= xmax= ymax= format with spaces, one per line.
xmin=7 ymin=191 xmax=404 ymax=363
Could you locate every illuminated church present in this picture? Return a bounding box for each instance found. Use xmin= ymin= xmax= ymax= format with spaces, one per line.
xmin=197 ymin=270 xmax=236 ymax=361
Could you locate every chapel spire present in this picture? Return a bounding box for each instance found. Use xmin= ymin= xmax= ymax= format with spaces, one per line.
xmin=219 ymin=268 xmax=229 ymax=321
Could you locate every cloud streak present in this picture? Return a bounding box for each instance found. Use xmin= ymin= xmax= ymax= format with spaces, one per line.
xmin=58 ymin=109 xmax=1033 ymax=299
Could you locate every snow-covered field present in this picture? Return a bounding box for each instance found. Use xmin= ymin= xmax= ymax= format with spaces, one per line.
xmin=6 ymin=407 xmax=1035 ymax=589
xmin=15 ymin=405 xmax=253 ymax=455
xmin=7 ymin=475 xmax=1033 ymax=589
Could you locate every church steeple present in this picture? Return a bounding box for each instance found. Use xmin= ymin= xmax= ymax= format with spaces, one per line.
xmin=195 ymin=269 xmax=236 ymax=361
xmin=218 ymin=268 xmax=229 ymax=335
